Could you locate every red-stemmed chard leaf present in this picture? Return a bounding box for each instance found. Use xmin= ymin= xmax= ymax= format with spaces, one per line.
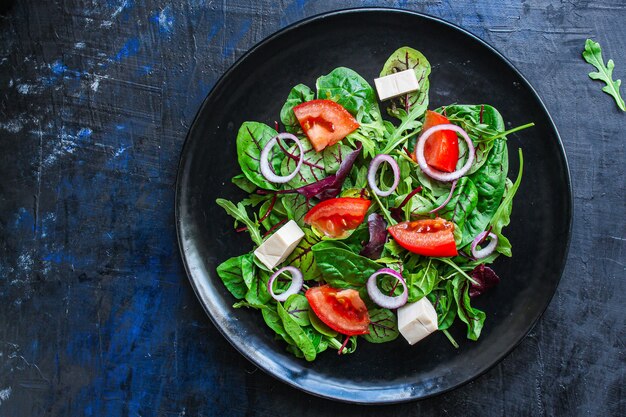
xmin=359 ymin=213 xmax=387 ymax=260
xmin=469 ymin=264 xmax=500 ymax=298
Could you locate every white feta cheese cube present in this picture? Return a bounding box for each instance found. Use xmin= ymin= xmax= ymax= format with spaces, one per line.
xmin=253 ymin=220 xmax=304 ymax=269
xmin=397 ymin=297 xmax=438 ymax=345
xmin=374 ymin=69 xmax=420 ymax=101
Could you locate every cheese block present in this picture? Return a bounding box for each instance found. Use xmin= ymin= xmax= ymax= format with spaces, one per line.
xmin=397 ymin=297 xmax=439 ymax=345
xmin=253 ymin=220 xmax=304 ymax=269
xmin=374 ymin=69 xmax=420 ymax=101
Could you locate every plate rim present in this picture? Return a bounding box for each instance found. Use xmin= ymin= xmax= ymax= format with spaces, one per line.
xmin=175 ymin=6 xmax=573 ymax=404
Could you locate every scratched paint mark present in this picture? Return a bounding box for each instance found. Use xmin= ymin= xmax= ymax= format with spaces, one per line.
xmin=0 ymin=387 xmax=11 ymax=405
xmin=74 ymin=42 xmax=86 ymax=49
xmin=280 ymin=0 xmax=308 ymax=25
xmin=113 ymin=38 xmax=140 ymax=62
xmin=16 ymin=84 xmax=36 ymax=94
xmin=44 ymin=127 xmax=93 ymax=167
xmin=153 ymin=6 xmax=174 ymax=33
xmin=222 ymin=19 xmax=252 ymax=58
xmin=207 ymin=15 xmax=225 ymax=42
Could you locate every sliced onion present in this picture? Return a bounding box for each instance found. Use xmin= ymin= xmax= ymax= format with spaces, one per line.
xmin=267 ymin=266 xmax=303 ymax=302
xmin=368 ymin=154 xmax=400 ymax=197
xmin=429 ymin=179 xmax=458 ymax=213
xmin=260 ymin=133 xmax=303 ymax=183
xmin=415 ymin=124 xmax=475 ymax=182
xmin=471 ymin=231 xmax=498 ymax=259
xmin=367 ymin=268 xmax=408 ymax=309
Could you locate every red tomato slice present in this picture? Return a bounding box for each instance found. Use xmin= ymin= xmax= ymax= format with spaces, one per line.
xmin=303 ymin=197 xmax=371 ymax=238
xmin=421 ymin=110 xmax=459 ymax=173
xmin=388 ymin=218 xmax=458 ymax=257
xmin=306 ymin=285 xmax=370 ymax=336
xmin=293 ymin=99 xmax=360 ymax=152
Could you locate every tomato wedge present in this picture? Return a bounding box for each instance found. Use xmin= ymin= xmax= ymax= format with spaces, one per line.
xmin=388 ymin=218 xmax=458 ymax=257
xmin=421 ymin=110 xmax=459 ymax=172
xmin=293 ymin=99 xmax=360 ymax=152
xmin=306 ymin=285 xmax=370 ymax=336
xmin=304 ymin=197 xmax=370 ymax=238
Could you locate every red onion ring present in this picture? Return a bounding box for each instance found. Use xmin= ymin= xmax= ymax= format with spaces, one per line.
xmin=260 ymin=133 xmax=303 ymax=183
xmin=471 ymin=231 xmax=498 ymax=259
xmin=366 ymin=268 xmax=408 ymax=309
xmin=415 ymin=124 xmax=475 ymax=182
xmin=267 ymin=266 xmax=304 ymax=302
xmin=429 ymin=179 xmax=458 ymax=214
xmin=367 ymin=154 xmax=400 ymax=197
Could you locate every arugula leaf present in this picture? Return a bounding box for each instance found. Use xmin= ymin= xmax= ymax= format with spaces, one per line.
xmin=362 ymin=308 xmax=399 ymax=343
xmin=312 ymin=241 xmax=382 ymax=288
xmin=236 ymin=122 xmax=281 ymax=190
xmin=285 ymin=227 xmax=321 ymax=280
xmin=216 ymin=253 xmax=252 ymax=299
xmin=216 ymin=198 xmax=263 ymax=246
xmin=406 ymin=260 xmax=440 ymax=303
xmin=280 ymin=84 xmax=315 ymax=132
xmin=583 ymin=39 xmax=625 ymax=111
xmin=380 ymin=46 xmax=431 ymax=120
xmin=316 ymin=67 xmax=381 ymax=123
xmin=284 ymin=294 xmax=311 ymax=326
xmin=277 ymin=302 xmax=317 ymax=361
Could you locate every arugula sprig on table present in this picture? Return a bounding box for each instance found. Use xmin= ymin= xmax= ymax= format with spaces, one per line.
xmin=583 ymin=39 xmax=625 ymax=112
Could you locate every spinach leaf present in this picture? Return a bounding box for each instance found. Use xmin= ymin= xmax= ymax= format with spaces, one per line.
xmin=216 ymin=253 xmax=252 ymax=299
xmin=244 ymin=269 xmax=272 ymax=307
xmin=322 ymin=142 xmax=353 ymax=175
xmin=302 ymin=326 xmax=328 ymax=354
xmin=437 ymin=176 xmax=478 ymax=231
xmin=262 ymin=304 xmax=295 ymax=344
xmin=280 ymin=84 xmax=315 ymax=133
xmin=281 ymin=193 xmax=310 ymax=227
xmin=582 ymin=39 xmax=626 ymax=111
xmin=490 ymin=149 xmax=524 ymax=257
xmin=406 ymin=261 xmax=439 ymax=303
xmin=316 ymin=67 xmax=381 ymax=123
xmin=312 ymin=241 xmax=382 ymax=288
xmin=236 ymin=121 xmax=280 ymax=190
xmin=362 ymin=308 xmax=399 ymax=343
xmin=461 ymin=138 xmax=508 ymax=248
xmin=231 ymin=173 xmax=257 ymax=193
xmin=280 ymin=136 xmax=325 ymax=188
xmin=308 ymin=309 xmax=338 ymax=337
xmin=380 ymin=46 xmax=431 ymax=120
xmin=216 ymin=198 xmax=263 ymax=246
xmin=284 ymin=294 xmax=311 ymax=326
xmin=427 ymin=281 xmax=457 ymax=331
xmin=452 ymin=276 xmax=486 ymax=341
xmin=277 ymin=302 xmax=316 ymax=361
xmin=285 ymin=227 xmax=321 ymax=280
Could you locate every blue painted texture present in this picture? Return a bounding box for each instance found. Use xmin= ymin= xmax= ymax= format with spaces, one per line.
xmin=0 ymin=0 xmax=624 ymax=416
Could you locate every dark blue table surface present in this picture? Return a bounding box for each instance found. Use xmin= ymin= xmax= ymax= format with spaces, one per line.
xmin=0 ymin=1 xmax=624 ymax=416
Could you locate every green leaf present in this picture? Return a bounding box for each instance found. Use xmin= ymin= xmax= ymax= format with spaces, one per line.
xmin=277 ymin=302 xmax=317 ymax=361
xmin=308 ymin=309 xmax=338 ymax=337
xmin=236 ymin=121 xmax=281 ymax=190
xmin=316 ymin=67 xmax=381 ymax=123
xmin=244 ymin=269 xmax=272 ymax=307
xmin=216 ymin=198 xmax=263 ymax=246
xmin=280 ymin=84 xmax=315 ymax=133
xmin=379 ymin=46 xmax=431 ymax=121
xmin=262 ymin=305 xmax=295 ymax=344
xmin=427 ymin=281 xmax=457 ymax=331
xmin=216 ymin=253 xmax=252 ymax=299
xmin=406 ymin=261 xmax=440 ymax=303
xmin=280 ymin=136 xmax=325 ymax=188
xmin=312 ymin=241 xmax=382 ymax=288
xmin=281 ymin=193 xmax=310 ymax=227
xmin=452 ymin=276 xmax=486 ymax=341
xmin=461 ymin=138 xmax=509 ymax=248
xmin=362 ymin=308 xmax=399 ymax=343
xmin=490 ymin=149 xmax=524 ymax=254
xmin=231 ymin=173 xmax=257 ymax=193
xmin=322 ymin=142 xmax=354 ymax=175
xmin=437 ymin=177 xmax=478 ymax=231
xmin=284 ymin=294 xmax=311 ymax=326
xmin=326 ymin=335 xmax=358 ymax=355
xmin=285 ymin=227 xmax=322 ymax=280
xmin=582 ymin=39 xmax=626 ymax=111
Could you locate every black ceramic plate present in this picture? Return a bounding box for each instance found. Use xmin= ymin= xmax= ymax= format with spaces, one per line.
xmin=176 ymin=8 xmax=572 ymax=404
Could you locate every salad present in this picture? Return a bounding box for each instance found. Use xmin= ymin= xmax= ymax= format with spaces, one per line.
xmin=215 ymin=47 xmax=533 ymax=361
